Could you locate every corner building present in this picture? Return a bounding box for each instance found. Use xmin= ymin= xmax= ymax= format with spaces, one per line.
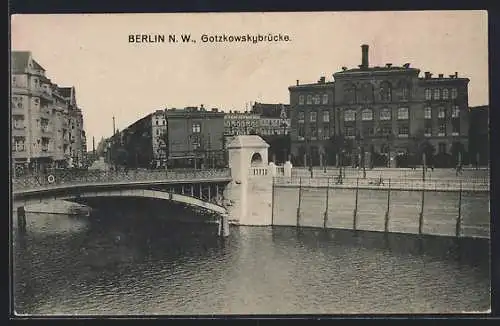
xmin=289 ymin=44 xmax=470 ymax=167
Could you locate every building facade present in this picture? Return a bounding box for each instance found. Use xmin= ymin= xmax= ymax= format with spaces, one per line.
xmin=11 ymin=51 xmax=87 ymax=173
xmin=468 ymin=105 xmax=489 ymax=166
xmin=165 ymin=105 xmax=225 ymax=168
xmin=151 ymin=110 xmax=168 ymax=167
xmin=224 ymin=111 xmax=261 ymax=137
xmin=251 ymin=102 xmax=291 ymax=136
xmin=289 ymin=45 xmax=470 ymax=167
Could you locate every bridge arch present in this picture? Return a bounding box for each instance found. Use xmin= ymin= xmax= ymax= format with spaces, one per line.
xmin=15 ymin=188 xmax=228 ymax=216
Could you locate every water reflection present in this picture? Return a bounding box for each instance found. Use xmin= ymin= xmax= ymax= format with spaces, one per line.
xmin=13 ymin=204 xmax=490 ymax=315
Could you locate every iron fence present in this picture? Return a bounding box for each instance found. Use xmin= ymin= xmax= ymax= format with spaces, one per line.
xmin=12 ymin=168 xmax=232 ymax=192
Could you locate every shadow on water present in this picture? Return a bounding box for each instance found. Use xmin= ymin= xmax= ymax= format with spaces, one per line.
xmin=272 ymin=226 xmax=490 ymax=270
xmin=13 ymin=197 xmax=229 ymax=314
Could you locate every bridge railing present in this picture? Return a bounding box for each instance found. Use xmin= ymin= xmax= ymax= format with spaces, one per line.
xmin=12 ymin=168 xmax=232 ymax=192
xmin=274 ymin=176 xmax=490 ymax=192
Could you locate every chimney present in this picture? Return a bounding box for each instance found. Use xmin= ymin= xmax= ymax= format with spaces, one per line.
xmin=449 ymin=74 xmax=455 ymax=78
xmin=342 ymin=66 xmax=348 ymax=71
xmin=296 ymin=80 xmax=299 ymax=86
xmin=200 ymin=104 xmax=205 ymax=111
xmin=319 ymin=76 xmax=326 ymax=83
xmin=455 ymin=72 xmax=458 ymax=78
xmin=403 ymin=63 xmax=410 ymax=68
xmin=438 ymin=73 xmax=444 ymax=78
xmin=424 ymin=72 xmax=432 ymax=79
xmin=385 ymin=63 xmax=392 ymax=68
xmin=361 ymin=44 xmax=369 ymax=68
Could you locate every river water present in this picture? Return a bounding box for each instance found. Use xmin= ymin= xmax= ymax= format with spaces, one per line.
xmin=12 ymin=199 xmax=491 ymax=315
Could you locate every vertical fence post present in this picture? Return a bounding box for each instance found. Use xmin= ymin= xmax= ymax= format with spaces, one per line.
xmin=296 ymin=177 xmax=302 ymax=227
xmin=17 ymin=206 xmax=27 ymax=233
xmin=385 ymin=178 xmax=391 ymax=232
xmin=353 ymin=177 xmax=359 ymax=231
xmin=271 ymin=177 xmax=275 ymax=226
xmin=323 ymin=178 xmax=330 ymax=229
xmin=419 ymin=185 xmax=425 ymax=235
xmin=456 ymin=180 xmax=462 ymax=237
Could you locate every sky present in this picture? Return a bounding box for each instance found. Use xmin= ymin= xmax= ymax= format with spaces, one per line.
xmin=11 ymin=11 xmax=488 ymax=145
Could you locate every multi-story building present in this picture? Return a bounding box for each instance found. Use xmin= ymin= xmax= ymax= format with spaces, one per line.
xmin=251 ymin=102 xmax=291 ymax=136
xmin=468 ymin=105 xmax=489 ymax=166
xmin=224 ymin=111 xmax=261 ymax=137
xmin=165 ymin=105 xmax=225 ymax=169
xmin=151 ymin=110 xmax=168 ymax=167
xmin=112 ymin=105 xmax=225 ymax=169
xmin=11 ymin=51 xmax=87 ymax=172
xmin=59 ymin=87 xmax=85 ymax=167
xmin=288 ymin=44 xmax=470 ymax=167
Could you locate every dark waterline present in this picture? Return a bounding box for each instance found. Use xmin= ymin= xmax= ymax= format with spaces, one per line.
xmin=13 ymin=202 xmax=490 ymax=315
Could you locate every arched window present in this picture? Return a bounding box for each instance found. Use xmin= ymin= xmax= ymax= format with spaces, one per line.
xmin=361 ymin=83 xmax=374 ymax=102
xmin=344 ymin=84 xmax=357 ymax=103
xmin=361 ymin=108 xmax=373 ymax=121
xmin=379 ymin=81 xmax=392 ymax=102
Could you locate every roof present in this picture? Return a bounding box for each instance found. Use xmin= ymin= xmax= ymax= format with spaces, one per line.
xmin=226 ymin=135 xmax=270 ymax=149
xmin=251 ymin=102 xmax=290 ymax=118
xmin=336 ymin=66 xmax=420 ymax=74
xmin=11 ymin=51 xmax=31 ymax=74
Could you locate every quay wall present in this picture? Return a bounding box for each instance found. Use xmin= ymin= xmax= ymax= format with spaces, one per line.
xmin=272 ymin=184 xmax=490 ymax=239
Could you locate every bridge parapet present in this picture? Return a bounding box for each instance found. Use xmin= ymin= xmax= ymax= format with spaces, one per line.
xmin=12 ymin=168 xmax=232 ymax=192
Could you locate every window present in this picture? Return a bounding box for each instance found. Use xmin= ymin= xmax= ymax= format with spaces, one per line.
xmin=361 ymin=83 xmax=374 ymax=102
xmin=381 ymin=127 xmax=392 ymax=136
xmin=322 ymin=94 xmax=328 ymax=104
xmin=322 ymin=111 xmax=330 ymax=122
xmin=156 ymin=120 xmax=159 ymax=125
xmin=379 ymin=81 xmax=392 ymax=102
xmin=323 ymin=125 xmax=330 ymax=138
xmin=156 ymin=129 xmax=160 ymax=136
xmin=424 ymin=107 xmax=432 ymax=119
xmin=452 ymin=106 xmax=460 ymax=118
xmin=344 ymin=110 xmax=356 ymax=122
xmin=442 ymin=88 xmax=449 ymax=100
xmin=363 ymin=127 xmax=374 ymax=137
xmin=192 ymin=135 xmax=201 ymax=149
xmin=297 ymin=111 xmax=304 ymax=121
xmin=298 ymin=122 xmax=305 ymax=140
xmin=344 ymin=84 xmax=356 ymax=103
xmin=433 ymin=88 xmax=440 ymax=100
xmin=425 ymin=88 xmax=432 ymax=100
xmin=310 ymin=111 xmax=317 ymax=122
xmin=401 ymin=85 xmax=409 ymax=101
xmin=361 ymin=109 xmax=373 ymax=121
xmin=398 ymin=125 xmax=409 ymax=137
xmin=192 ymin=123 xmax=201 ymax=133
xmin=424 ymin=121 xmax=432 ymax=137
xmin=13 ymin=116 xmax=24 ymax=129
xmin=380 ymin=108 xmax=392 ymax=121
xmin=163 ymin=119 xmax=166 ymax=125
xmin=298 ymin=95 xmax=304 ymax=105
xmin=397 ymin=107 xmax=409 ymax=120
xmin=345 ymin=126 xmax=355 ymax=137
xmin=310 ymin=125 xmax=317 ymax=139
xmin=438 ymin=123 xmax=446 ymax=136
xmin=452 ymin=120 xmax=460 ymax=136
xmin=438 ymin=107 xmax=446 ymax=119
xmin=306 ymin=95 xmax=312 ymax=104
xmin=314 ymin=94 xmax=321 ymax=105
xmin=13 ymin=137 xmax=25 ymax=152
xmin=451 ymin=88 xmax=458 ymax=99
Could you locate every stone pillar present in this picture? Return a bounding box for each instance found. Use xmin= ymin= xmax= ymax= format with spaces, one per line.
xmin=284 ymin=160 xmax=293 ymax=178
xmin=224 ymin=135 xmax=271 ymax=226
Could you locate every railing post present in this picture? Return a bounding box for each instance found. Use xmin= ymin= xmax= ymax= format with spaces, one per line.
xmin=323 ymin=178 xmax=329 ymax=229
xmin=296 ymin=177 xmax=302 ymax=227
xmin=384 ymin=178 xmax=391 ymax=232
xmin=419 ymin=185 xmax=425 ymax=235
xmin=456 ymin=180 xmax=462 ymax=237
xmin=353 ymin=177 xmax=359 ymax=231
xmin=271 ymin=177 xmax=275 ymax=226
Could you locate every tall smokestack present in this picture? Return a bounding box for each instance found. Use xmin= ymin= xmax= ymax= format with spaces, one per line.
xmin=361 ymin=44 xmax=369 ymax=68
xmin=92 ymin=136 xmax=95 ymax=154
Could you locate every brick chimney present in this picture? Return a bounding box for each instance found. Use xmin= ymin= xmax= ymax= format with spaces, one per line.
xmin=361 ymin=44 xmax=369 ymax=68
xmin=296 ymin=80 xmax=299 ymax=86
xmin=438 ymin=74 xmax=444 ymax=78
